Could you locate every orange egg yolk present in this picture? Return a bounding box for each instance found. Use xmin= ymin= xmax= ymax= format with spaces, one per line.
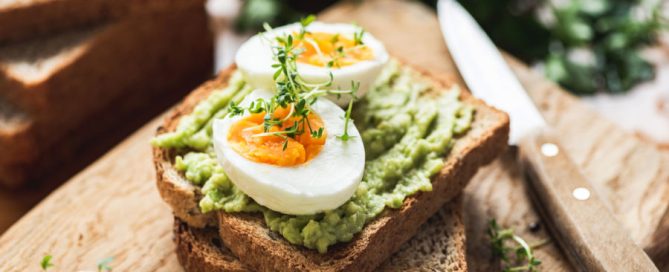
xmin=293 ymin=32 xmax=374 ymax=67
xmin=227 ymin=107 xmax=326 ymax=166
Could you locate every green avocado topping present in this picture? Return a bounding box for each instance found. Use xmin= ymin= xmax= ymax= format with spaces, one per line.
xmin=152 ymin=61 xmax=474 ymax=253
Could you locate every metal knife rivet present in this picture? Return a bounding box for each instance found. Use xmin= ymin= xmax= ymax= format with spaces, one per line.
xmin=572 ymin=187 xmax=591 ymax=201
xmin=541 ymin=143 xmax=559 ymax=157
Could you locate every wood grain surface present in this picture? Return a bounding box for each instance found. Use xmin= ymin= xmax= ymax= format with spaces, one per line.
xmin=519 ymin=130 xmax=658 ymax=271
xmin=1 ymin=0 xmax=668 ymax=271
xmin=0 ymin=117 xmax=182 ymax=271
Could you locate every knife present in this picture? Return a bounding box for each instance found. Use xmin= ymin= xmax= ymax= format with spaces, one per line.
xmin=437 ymin=0 xmax=658 ymax=271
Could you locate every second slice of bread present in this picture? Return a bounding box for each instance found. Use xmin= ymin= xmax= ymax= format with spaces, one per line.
xmin=153 ymin=64 xmax=509 ymax=271
xmin=174 ymin=196 xmax=467 ymax=272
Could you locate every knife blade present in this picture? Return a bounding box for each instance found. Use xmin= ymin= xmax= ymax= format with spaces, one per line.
xmin=437 ymin=0 xmax=545 ymax=144
xmin=437 ymin=0 xmax=658 ymax=271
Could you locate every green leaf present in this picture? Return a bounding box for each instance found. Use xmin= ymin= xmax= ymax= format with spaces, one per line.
xmin=286 ymin=34 xmax=293 ymax=47
xmin=531 ymin=258 xmax=542 ymax=266
xmin=487 ymin=218 xmax=543 ymax=271
xmin=300 ymin=15 xmax=316 ymax=27
xmin=273 ymin=69 xmax=282 ymax=80
xmin=330 ymin=33 xmax=340 ymax=44
xmin=581 ymin=0 xmax=609 ymax=16
xmin=235 ymin=0 xmax=282 ymax=33
xmin=353 ymin=27 xmax=365 ymax=45
xmin=545 ymin=53 xmax=568 ymax=82
xmin=40 ymin=255 xmax=54 ymax=271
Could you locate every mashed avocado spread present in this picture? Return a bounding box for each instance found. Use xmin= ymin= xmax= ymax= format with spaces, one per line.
xmin=152 ymin=61 xmax=474 ymax=253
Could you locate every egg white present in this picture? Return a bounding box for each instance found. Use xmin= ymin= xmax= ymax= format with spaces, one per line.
xmin=212 ymin=89 xmax=365 ymax=215
xmin=235 ymin=22 xmax=389 ymax=106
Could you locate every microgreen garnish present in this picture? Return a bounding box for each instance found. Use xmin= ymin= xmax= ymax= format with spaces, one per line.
xmin=330 ymin=33 xmax=340 ymax=44
xmin=488 ymin=219 xmax=544 ymax=272
xmin=40 ymin=255 xmax=54 ymax=271
xmin=97 ymin=257 xmax=113 ymax=272
xmin=38 ymin=254 xmax=114 ymax=271
xmin=228 ymin=15 xmax=360 ymax=149
xmin=312 ymin=127 xmax=324 ymax=138
xmin=298 ymin=14 xmax=316 ymax=39
xmin=228 ymin=101 xmax=245 ymax=117
xmin=300 ymin=15 xmax=315 ymax=26
xmin=327 ymin=46 xmax=347 ymax=68
xmin=353 ymin=27 xmax=365 ymax=46
xmin=337 ymin=81 xmax=359 ymax=141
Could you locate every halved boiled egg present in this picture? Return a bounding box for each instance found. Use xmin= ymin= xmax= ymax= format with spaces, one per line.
xmin=212 ymin=89 xmax=365 ymax=215
xmin=235 ymin=22 xmax=389 ymax=106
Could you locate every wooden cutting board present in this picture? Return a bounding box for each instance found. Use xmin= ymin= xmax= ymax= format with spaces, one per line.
xmin=1 ymin=0 xmax=667 ymax=271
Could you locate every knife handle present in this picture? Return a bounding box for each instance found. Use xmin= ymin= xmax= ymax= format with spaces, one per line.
xmin=518 ymin=129 xmax=658 ymax=272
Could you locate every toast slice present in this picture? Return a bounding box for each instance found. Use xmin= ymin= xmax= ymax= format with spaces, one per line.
xmin=174 ymin=196 xmax=467 ymax=272
xmin=153 ymin=64 xmax=509 ymax=271
xmin=0 ymin=0 xmax=204 ymax=43
xmin=0 ymin=6 xmax=213 ymax=187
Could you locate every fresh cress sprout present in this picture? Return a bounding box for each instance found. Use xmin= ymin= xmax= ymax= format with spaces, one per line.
xmin=227 ymin=15 xmax=359 ymax=149
xmin=39 ymin=255 xmax=114 ymax=271
xmin=298 ymin=14 xmax=316 ymax=39
xmin=337 ymin=81 xmax=359 ymax=141
xmin=488 ymin=219 xmax=545 ymax=272
xmin=40 ymin=255 xmax=54 ymax=271
xmin=353 ymin=27 xmax=365 ymax=46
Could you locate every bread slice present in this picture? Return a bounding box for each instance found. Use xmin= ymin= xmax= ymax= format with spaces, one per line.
xmin=154 ymin=71 xmax=236 ymax=228
xmin=174 ymin=196 xmax=467 ymax=272
xmin=0 ymin=6 xmax=213 ymax=187
xmin=0 ymin=0 xmax=205 ymax=43
xmin=153 ymin=64 xmax=509 ymax=271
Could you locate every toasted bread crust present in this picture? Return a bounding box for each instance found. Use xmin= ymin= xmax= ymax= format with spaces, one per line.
xmin=174 ymin=196 xmax=467 ymax=272
xmin=174 ymin=217 xmax=249 ymax=272
xmin=153 ymin=66 xmax=238 ymax=228
xmin=154 ymin=64 xmax=509 ymax=271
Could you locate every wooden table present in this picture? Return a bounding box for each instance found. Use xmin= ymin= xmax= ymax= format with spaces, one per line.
xmin=2 ymin=0 xmax=668 ymax=271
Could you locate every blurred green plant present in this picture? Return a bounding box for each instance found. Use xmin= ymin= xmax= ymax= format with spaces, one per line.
xmin=234 ymin=0 xmax=338 ymax=33
xmin=235 ymin=0 xmax=298 ymax=32
xmin=234 ymin=0 xmax=665 ymax=95
xmin=430 ymin=0 xmax=667 ymax=95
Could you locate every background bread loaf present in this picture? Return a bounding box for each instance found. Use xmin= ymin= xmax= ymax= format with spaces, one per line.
xmin=0 ymin=5 xmax=213 ymax=187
